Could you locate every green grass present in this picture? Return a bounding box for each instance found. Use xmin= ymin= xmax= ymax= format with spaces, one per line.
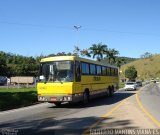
xmin=0 ymin=87 xmax=37 ymax=92
xmin=119 ymin=82 xmax=125 ymax=89
xmin=0 ymin=88 xmax=38 ymax=111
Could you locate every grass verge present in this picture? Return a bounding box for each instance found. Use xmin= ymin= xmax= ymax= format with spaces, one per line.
xmin=119 ymin=82 xmax=125 ymax=89
xmin=0 ymin=88 xmax=38 ymax=111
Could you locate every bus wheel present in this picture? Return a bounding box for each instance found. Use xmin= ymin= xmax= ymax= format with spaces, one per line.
xmin=83 ymin=92 xmax=89 ymax=105
xmin=106 ymin=88 xmax=110 ymax=97
xmin=109 ymin=87 xmax=114 ymax=97
xmin=54 ymin=102 xmax=61 ymax=107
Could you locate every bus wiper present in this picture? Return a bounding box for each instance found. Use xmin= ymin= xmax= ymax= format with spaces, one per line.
xmin=56 ymin=72 xmax=63 ymax=84
xmin=44 ymin=79 xmax=47 ymax=84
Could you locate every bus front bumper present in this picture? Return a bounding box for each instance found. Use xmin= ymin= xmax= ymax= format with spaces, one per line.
xmin=38 ymin=94 xmax=83 ymax=103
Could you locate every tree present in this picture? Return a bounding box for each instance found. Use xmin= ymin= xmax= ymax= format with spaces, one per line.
xmin=125 ymin=66 xmax=137 ymax=80
xmin=80 ymin=49 xmax=91 ymax=57
xmin=48 ymin=53 xmax=55 ymax=57
xmin=0 ymin=56 xmax=7 ymax=76
xmin=89 ymin=43 xmax=107 ymax=61
xmin=56 ymin=52 xmax=67 ymax=56
xmin=66 ymin=52 xmax=72 ymax=56
xmin=140 ymin=52 xmax=152 ymax=59
xmin=105 ymin=48 xmax=119 ymax=64
xmin=73 ymin=46 xmax=81 ymax=56
xmin=115 ymin=57 xmax=126 ymax=69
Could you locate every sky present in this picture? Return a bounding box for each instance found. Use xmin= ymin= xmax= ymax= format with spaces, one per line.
xmin=0 ymin=0 xmax=160 ymax=58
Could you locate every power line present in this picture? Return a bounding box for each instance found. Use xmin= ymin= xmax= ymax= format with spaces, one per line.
xmin=0 ymin=21 xmax=160 ymax=37
xmin=0 ymin=21 xmax=72 ymax=30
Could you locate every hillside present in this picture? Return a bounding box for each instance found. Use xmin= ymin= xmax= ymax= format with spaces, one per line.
xmin=118 ymin=56 xmax=138 ymax=64
xmin=103 ymin=56 xmax=138 ymax=66
xmin=120 ymin=55 xmax=160 ymax=81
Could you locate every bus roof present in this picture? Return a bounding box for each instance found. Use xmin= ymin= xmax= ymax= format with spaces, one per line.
xmin=40 ymin=56 xmax=118 ymax=68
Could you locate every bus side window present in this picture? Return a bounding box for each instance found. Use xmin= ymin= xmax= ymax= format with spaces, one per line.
xmin=75 ymin=61 xmax=81 ymax=82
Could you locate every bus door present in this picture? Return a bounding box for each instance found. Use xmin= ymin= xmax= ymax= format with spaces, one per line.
xmin=75 ymin=61 xmax=81 ymax=93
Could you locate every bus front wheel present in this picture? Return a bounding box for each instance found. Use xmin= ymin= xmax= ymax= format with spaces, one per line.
xmin=83 ymin=92 xmax=89 ymax=104
xmin=109 ymin=87 xmax=114 ymax=97
xmin=54 ymin=102 xmax=61 ymax=107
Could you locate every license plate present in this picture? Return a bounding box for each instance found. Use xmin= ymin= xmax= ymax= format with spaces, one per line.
xmin=50 ymin=97 xmax=57 ymax=101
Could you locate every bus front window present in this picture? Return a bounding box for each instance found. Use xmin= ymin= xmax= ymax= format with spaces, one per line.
xmin=39 ymin=61 xmax=74 ymax=82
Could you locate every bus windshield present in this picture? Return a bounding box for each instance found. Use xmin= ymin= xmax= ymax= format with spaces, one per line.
xmin=39 ymin=61 xmax=74 ymax=83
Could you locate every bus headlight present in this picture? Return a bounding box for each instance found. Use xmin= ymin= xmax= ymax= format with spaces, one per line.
xmin=68 ymin=97 xmax=71 ymax=101
xmin=63 ymin=97 xmax=67 ymax=101
xmin=63 ymin=96 xmax=71 ymax=101
xmin=39 ymin=96 xmax=46 ymax=101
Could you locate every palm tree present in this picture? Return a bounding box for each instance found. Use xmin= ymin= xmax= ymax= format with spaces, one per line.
xmin=105 ymin=48 xmax=119 ymax=64
xmin=80 ymin=49 xmax=91 ymax=57
xmin=73 ymin=46 xmax=80 ymax=56
xmin=89 ymin=43 xmax=107 ymax=61
xmin=116 ymin=57 xmax=126 ymax=69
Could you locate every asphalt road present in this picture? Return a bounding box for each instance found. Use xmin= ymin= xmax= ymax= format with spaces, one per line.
xmin=138 ymin=83 xmax=160 ymax=123
xmin=0 ymin=84 xmax=159 ymax=135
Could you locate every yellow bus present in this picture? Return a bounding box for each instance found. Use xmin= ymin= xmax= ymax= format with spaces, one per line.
xmin=37 ymin=56 xmax=119 ymax=106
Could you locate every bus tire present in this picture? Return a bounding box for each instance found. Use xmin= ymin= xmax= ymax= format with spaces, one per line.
xmin=83 ymin=91 xmax=89 ymax=105
xmin=54 ymin=102 xmax=61 ymax=107
xmin=106 ymin=88 xmax=110 ymax=97
xmin=109 ymin=87 xmax=114 ymax=97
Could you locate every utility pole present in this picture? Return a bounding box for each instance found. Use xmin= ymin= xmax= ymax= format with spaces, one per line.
xmin=74 ymin=25 xmax=81 ymax=46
